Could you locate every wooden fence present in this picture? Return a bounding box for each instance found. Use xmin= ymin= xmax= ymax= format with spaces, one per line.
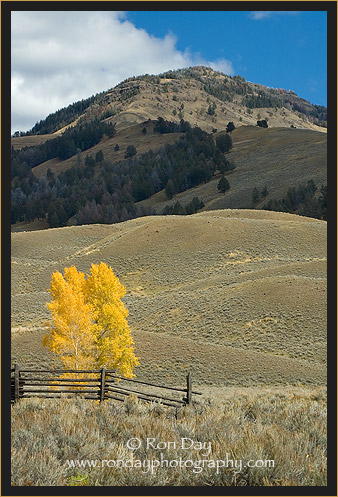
xmin=11 ymin=364 xmax=202 ymax=408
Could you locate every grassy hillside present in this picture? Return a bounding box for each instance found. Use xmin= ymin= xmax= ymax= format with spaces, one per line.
xmin=11 ymin=209 xmax=326 ymax=388
xmin=11 ymin=124 xmax=327 ymax=234
xmin=138 ymin=126 xmax=327 ymax=214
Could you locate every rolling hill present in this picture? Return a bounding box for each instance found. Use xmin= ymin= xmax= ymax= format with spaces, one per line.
xmin=11 ymin=209 xmax=327 ymax=390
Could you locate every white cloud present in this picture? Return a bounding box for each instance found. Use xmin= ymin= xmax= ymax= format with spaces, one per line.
xmin=250 ymin=11 xmax=300 ymax=20
xmin=11 ymin=11 xmax=235 ymax=133
xmin=209 ymin=58 xmax=234 ymax=75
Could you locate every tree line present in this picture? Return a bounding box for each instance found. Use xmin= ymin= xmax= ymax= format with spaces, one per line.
xmin=11 ymin=120 xmax=234 ymax=227
xmin=13 ymin=95 xmax=98 ymax=136
xmin=11 ymin=120 xmax=115 ymax=180
xmin=262 ymin=180 xmax=327 ymax=220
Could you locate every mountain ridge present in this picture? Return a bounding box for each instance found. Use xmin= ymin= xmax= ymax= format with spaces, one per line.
xmin=13 ymin=66 xmax=327 ymax=138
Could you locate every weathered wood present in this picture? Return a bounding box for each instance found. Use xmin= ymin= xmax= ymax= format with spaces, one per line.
xmin=104 ymin=393 xmax=125 ymax=402
xmin=11 ymin=367 xmax=201 ymax=407
xmin=106 ymin=374 xmax=202 ymax=395
xmin=20 ymin=369 xmax=102 ymax=374
xmin=105 ymin=385 xmax=185 ymax=404
xmin=22 ymin=382 xmax=99 ymax=388
xmin=22 ymin=394 xmax=99 ymax=400
xmin=100 ymin=368 xmax=106 ymax=403
xmin=22 ymin=389 xmax=98 ymax=394
xmin=186 ymin=372 xmax=192 ymax=405
xmin=105 ymin=374 xmax=186 ymax=392
xmin=14 ymin=363 xmax=20 ymax=402
xmin=20 ymin=377 xmax=100 ymax=383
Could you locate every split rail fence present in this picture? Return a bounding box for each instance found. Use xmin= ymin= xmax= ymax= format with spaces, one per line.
xmin=11 ymin=364 xmax=201 ymax=408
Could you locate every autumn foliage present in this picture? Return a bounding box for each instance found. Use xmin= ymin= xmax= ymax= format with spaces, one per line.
xmin=43 ymin=262 xmax=139 ymax=378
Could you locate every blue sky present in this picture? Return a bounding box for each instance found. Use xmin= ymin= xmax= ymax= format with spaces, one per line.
xmin=127 ymin=10 xmax=327 ymax=106
xmin=11 ymin=10 xmax=327 ymax=133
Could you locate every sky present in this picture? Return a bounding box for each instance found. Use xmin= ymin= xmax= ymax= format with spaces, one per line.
xmin=11 ymin=10 xmax=327 ymax=134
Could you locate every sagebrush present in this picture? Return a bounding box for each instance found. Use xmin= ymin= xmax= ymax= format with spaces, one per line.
xmin=11 ymin=387 xmax=326 ymax=486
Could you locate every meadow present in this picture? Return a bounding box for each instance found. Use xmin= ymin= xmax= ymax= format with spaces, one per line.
xmin=11 ymin=387 xmax=327 ymax=486
xmin=10 ymin=209 xmax=327 ymax=487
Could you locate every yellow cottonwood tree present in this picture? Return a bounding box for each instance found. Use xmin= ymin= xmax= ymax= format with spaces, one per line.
xmin=43 ymin=263 xmax=139 ymax=378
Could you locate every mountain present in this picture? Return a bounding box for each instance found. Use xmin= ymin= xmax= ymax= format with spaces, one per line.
xmin=11 ymin=209 xmax=326 ymax=387
xmin=13 ymin=66 xmax=327 ymax=138
xmin=11 ymin=66 xmax=327 ymax=231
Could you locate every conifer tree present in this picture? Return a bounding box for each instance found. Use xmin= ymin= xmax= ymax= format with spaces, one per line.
xmin=217 ymin=175 xmax=230 ymax=194
xmin=226 ymin=121 xmax=235 ymax=133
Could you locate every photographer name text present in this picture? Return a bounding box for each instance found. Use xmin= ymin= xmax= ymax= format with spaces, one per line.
xmin=126 ymin=437 xmax=212 ymax=456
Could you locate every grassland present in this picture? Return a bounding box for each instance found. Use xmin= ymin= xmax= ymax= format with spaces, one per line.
xmin=10 ymin=207 xmax=327 ymax=487
xmin=11 ymin=387 xmax=327 ymax=486
xmin=138 ymin=126 xmax=327 ymax=214
xmin=11 ymin=209 xmax=326 ymax=388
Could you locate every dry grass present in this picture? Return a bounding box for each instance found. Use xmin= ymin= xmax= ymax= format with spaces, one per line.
xmin=11 ymin=387 xmax=327 ymax=486
xmin=11 ymin=134 xmax=56 ymax=150
xmin=138 ymin=126 xmax=327 ymax=214
xmin=10 ymin=209 xmax=327 ymax=488
xmin=11 ymin=209 xmax=326 ymax=387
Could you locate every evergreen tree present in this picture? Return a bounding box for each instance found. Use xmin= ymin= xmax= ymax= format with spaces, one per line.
xmin=261 ymin=186 xmax=269 ymax=197
xmin=85 ymin=154 xmax=95 ymax=167
xmin=257 ymin=119 xmax=268 ymax=128
xmin=172 ymin=201 xmax=186 ymax=215
xmin=217 ymin=176 xmax=230 ymax=194
xmin=125 ymin=145 xmax=137 ymax=159
xmin=165 ymin=179 xmax=175 ymax=199
xmin=47 ymin=208 xmax=60 ymax=228
xmin=226 ymin=121 xmax=235 ymax=133
xmin=95 ymin=150 xmax=104 ymax=163
xmin=216 ymin=134 xmax=232 ymax=153
xmin=252 ymin=187 xmax=260 ymax=204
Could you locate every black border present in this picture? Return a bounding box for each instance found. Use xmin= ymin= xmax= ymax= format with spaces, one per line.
xmin=2 ymin=1 xmax=337 ymax=496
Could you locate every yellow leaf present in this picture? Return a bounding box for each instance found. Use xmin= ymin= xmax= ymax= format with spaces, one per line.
xmin=43 ymin=263 xmax=139 ymax=378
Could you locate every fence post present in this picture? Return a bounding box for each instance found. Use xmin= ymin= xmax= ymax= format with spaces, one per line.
xmin=14 ymin=363 xmax=20 ymax=403
xmin=186 ymin=372 xmax=192 ymax=405
xmin=100 ymin=368 xmax=106 ymax=402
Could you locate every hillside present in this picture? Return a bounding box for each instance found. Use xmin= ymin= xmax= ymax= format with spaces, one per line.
xmin=13 ymin=66 xmax=327 ymax=140
xmin=11 ymin=123 xmax=327 ymax=231
xmin=11 ymin=66 xmax=327 ymax=232
xmin=138 ymin=125 xmax=327 ymax=214
xmin=12 ymin=209 xmax=327 ymax=388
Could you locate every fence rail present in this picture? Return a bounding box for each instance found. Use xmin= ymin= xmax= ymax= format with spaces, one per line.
xmin=10 ymin=364 xmax=201 ymax=408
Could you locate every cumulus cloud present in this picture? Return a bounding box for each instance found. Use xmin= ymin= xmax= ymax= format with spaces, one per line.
xmin=209 ymin=58 xmax=234 ymax=75
xmin=11 ymin=11 xmax=234 ymax=133
xmin=249 ymin=11 xmax=300 ymax=20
